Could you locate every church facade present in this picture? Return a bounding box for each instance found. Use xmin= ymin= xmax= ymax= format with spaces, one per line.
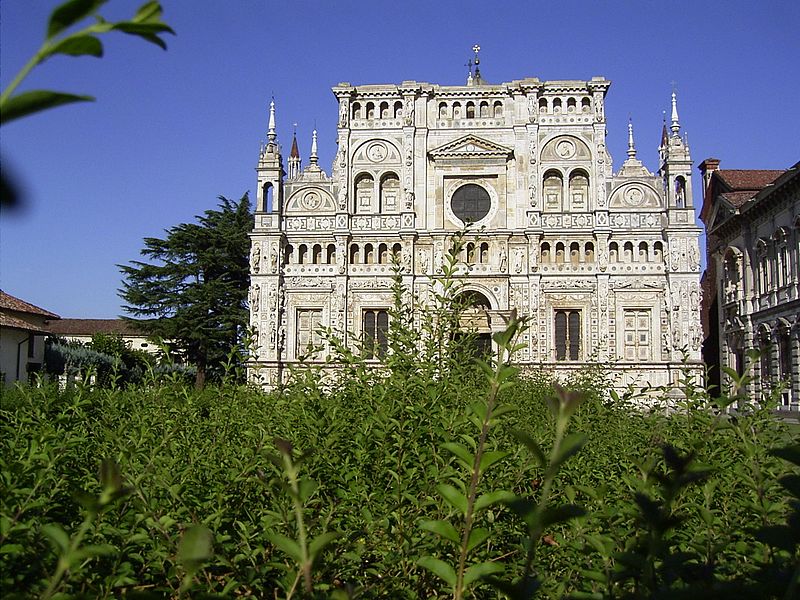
xmin=247 ymin=69 xmax=703 ymax=393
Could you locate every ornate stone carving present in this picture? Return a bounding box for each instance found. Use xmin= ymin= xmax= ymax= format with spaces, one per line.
xmin=250 ymin=242 xmax=261 ymax=274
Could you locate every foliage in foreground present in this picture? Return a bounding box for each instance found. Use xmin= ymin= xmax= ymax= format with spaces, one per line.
xmin=1 ymin=349 xmax=798 ymax=598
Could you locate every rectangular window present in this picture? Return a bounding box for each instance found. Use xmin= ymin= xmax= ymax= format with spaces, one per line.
xmin=296 ymin=309 xmax=322 ymax=357
xmin=555 ymin=309 xmax=581 ymax=361
xmin=623 ymin=309 xmax=651 ymax=361
xmin=363 ymin=309 xmax=389 ymax=359
xmin=27 ymin=333 xmax=36 ymax=358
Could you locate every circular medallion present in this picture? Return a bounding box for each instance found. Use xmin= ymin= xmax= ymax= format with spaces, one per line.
xmin=302 ymin=191 xmax=321 ymax=210
xmin=367 ymin=142 xmax=387 ymax=162
xmin=624 ymin=186 xmax=644 ymax=206
xmin=555 ymin=139 xmax=576 ymax=159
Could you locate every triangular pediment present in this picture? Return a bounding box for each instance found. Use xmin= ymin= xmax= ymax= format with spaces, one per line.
xmin=708 ymin=200 xmax=737 ymax=231
xmin=428 ymin=135 xmax=513 ymax=160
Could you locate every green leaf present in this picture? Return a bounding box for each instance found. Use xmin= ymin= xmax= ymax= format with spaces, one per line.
xmin=308 ymin=531 xmax=340 ymax=560
xmin=512 ymin=429 xmax=547 ymax=467
xmin=177 ymin=524 xmax=213 ymax=566
xmin=43 ymin=34 xmax=103 ymax=60
xmin=437 ymin=483 xmax=468 ymax=515
xmin=538 ymin=503 xmax=586 ymax=528
xmin=0 ymin=544 xmax=24 ymax=555
xmin=547 ymin=433 xmax=587 ymax=476
xmin=466 ymin=527 xmax=490 ymax=552
xmin=442 ymin=442 xmax=473 ymax=470
xmin=479 ymin=450 xmax=508 ymax=472
xmin=420 ymin=519 xmax=460 ymax=545
xmin=47 ymin=0 xmax=106 ymax=39
xmin=474 ymin=490 xmax=515 ymax=512
xmin=41 ymin=523 xmax=70 ymax=554
xmin=297 ymin=478 xmax=318 ymax=503
xmin=1 ymin=90 xmax=94 ymax=125
xmin=417 ymin=556 xmax=457 ymax=587
xmin=111 ymin=22 xmax=173 ymax=50
xmin=267 ymin=532 xmax=302 ymax=562
xmin=463 ymin=560 xmax=503 ymax=585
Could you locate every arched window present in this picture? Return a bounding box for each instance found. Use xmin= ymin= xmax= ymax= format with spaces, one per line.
xmin=675 ymin=176 xmax=686 ymax=207
xmin=439 ymin=102 xmax=448 ymax=118
xmin=493 ymin=101 xmax=503 ymax=117
xmin=775 ymin=228 xmax=790 ymax=288
xmin=351 ymin=102 xmax=362 ymax=119
xmin=452 ymin=102 xmax=462 ymax=118
xmin=285 ymin=244 xmax=294 ymax=264
xmin=585 ymin=242 xmax=595 ymax=262
xmin=567 ymin=97 xmax=577 ymax=113
xmin=466 ymin=102 xmax=475 ymax=118
xmin=555 ymin=309 xmax=581 ymax=361
xmin=570 ymin=242 xmax=580 ymax=265
xmin=543 ymin=170 xmax=563 ymax=212
xmin=312 ymin=244 xmax=322 ymax=265
xmin=581 ymin=97 xmax=591 ymax=112
xmin=364 ymin=244 xmax=375 ymax=265
xmin=380 ymin=101 xmax=389 ymax=119
xmin=298 ymin=244 xmax=308 ymax=265
xmin=327 ymin=243 xmax=336 ymax=264
xmin=262 ymin=182 xmax=274 ymax=212
xmin=350 ymin=244 xmax=360 ymax=264
xmin=378 ymin=243 xmax=389 ymax=264
xmin=393 ymin=100 xmax=403 ymax=118
xmin=366 ymin=102 xmax=375 ymax=119
xmin=539 ymin=97 xmax=548 ymax=112
xmin=568 ymin=170 xmax=589 ymax=210
xmin=609 ymin=242 xmax=619 ymax=262
xmin=756 ymin=239 xmax=770 ymax=295
xmin=479 ymin=101 xmax=489 ymax=117
xmin=639 ymin=242 xmax=648 ymax=262
xmin=363 ymin=309 xmax=389 ymax=359
xmin=466 ymin=242 xmax=476 ymax=264
xmin=379 ymin=172 xmax=400 ymax=212
xmin=623 ymin=242 xmax=634 ymax=262
xmin=653 ymin=241 xmax=664 ymax=262
xmin=723 ymin=248 xmax=742 ymax=302
xmin=355 ymin=173 xmax=374 ymax=213
xmin=392 ymin=243 xmax=402 ymax=263
xmin=553 ymin=98 xmax=562 ymax=113
xmin=479 ymin=242 xmax=489 ymax=263
xmin=555 ymin=242 xmax=565 ymax=264
xmin=541 ymin=242 xmax=551 ymax=262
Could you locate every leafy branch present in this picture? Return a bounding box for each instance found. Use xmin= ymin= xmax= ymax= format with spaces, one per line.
xmin=1 ymin=0 xmax=174 ymax=125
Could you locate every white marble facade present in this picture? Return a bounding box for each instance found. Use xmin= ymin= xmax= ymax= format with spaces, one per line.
xmin=248 ymin=74 xmax=703 ymax=393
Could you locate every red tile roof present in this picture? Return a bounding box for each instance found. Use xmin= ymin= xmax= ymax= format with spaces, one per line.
xmin=46 ymin=318 xmax=146 ymax=336
xmin=719 ymin=190 xmax=758 ymax=209
xmin=717 ymin=169 xmax=783 ymax=191
xmin=0 ymin=290 xmax=60 ymax=319
xmin=0 ymin=313 xmax=51 ymax=333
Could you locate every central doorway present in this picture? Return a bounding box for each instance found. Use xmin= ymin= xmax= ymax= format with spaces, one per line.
xmin=456 ymin=290 xmax=493 ymax=359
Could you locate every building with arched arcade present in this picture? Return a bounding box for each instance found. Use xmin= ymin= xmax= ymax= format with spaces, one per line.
xmin=248 ymin=67 xmax=703 ymax=393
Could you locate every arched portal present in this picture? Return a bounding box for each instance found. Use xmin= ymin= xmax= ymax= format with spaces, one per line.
xmin=456 ymin=290 xmax=493 ymax=358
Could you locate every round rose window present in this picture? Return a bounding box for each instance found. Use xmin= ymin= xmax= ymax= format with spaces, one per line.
xmin=451 ymin=184 xmax=490 ymax=224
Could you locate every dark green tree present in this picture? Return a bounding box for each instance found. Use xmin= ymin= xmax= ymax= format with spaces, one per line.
xmin=119 ymin=194 xmax=253 ymax=388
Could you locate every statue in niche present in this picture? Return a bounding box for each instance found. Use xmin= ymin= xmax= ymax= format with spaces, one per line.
xmin=593 ymin=93 xmax=604 ymax=121
xmin=688 ymin=242 xmax=699 ymax=271
xmin=435 ymin=243 xmax=444 ymax=274
xmin=528 ymin=180 xmax=538 ymax=207
xmin=250 ymin=284 xmax=260 ymax=313
xmin=529 ymin=140 xmax=537 ymax=164
xmin=337 ymin=244 xmax=346 ymax=274
xmin=337 ymin=189 xmax=347 ymax=211
xmin=402 ymin=250 xmax=412 ymax=273
xmin=404 ymin=188 xmax=414 ymax=211
xmin=670 ymin=244 xmax=681 ymax=271
xmin=418 ymin=249 xmax=429 ymax=274
xmin=530 ymin=246 xmax=539 ymax=272
xmin=269 ymin=247 xmax=278 ymax=273
xmin=339 ymin=100 xmax=348 ymax=127
xmin=527 ymin=95 xmax=537 ymax=123
xmin=404 ymin=98 xmax=414 ymax=126
xmin=499 ymin=246 xmax=507 ymax=273
xmin=250 ymin=243 xmax=261 ymax=274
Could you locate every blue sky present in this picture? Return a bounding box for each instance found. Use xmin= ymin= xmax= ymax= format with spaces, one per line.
xmin=2 ymin=0 xmax=798 ymax=318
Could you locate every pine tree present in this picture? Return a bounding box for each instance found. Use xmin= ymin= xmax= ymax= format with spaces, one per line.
xmin=119 ymin=194 xmax=252 ymax=388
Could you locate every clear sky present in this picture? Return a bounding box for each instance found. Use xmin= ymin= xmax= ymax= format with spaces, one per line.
xmin=1 ymin=0 xmax=798 ymax=318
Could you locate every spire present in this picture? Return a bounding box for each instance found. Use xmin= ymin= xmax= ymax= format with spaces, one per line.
xmin=310 ymin=128 xmax=318 ymax=165
xmin=287 ymin=123 xmax=301 ymax=179
xmin=267 ymin=98 xmax=277 ymax=145
xmin=466 ymin=44 xmax=485 ymax=86
xmin=627 ymin=118 xmax=637 ymax=160
xmin=670 ymin=90 xmax=680 ymax=136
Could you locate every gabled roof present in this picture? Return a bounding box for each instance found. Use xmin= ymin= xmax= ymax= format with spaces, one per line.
xmin=428 ymin=134 xmax=514 ymax=160
xmin=716 ymin=169 xmax=783 ymax=191
xmin=0 ymin=313 xmax=52 ymax=333
xmin=0 ymin=290 xmax=60 ymax=319
xmin=719 ymin=190 xmax=758 ymax=209
xmin=46 ymin=318 xmax=146 ymax=337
